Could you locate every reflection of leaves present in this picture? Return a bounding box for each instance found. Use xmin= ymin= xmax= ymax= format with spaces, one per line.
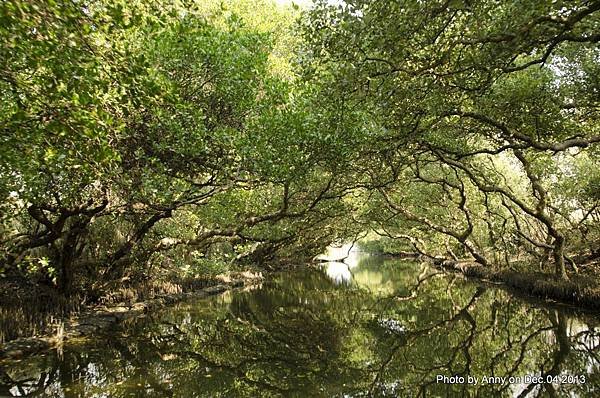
xmin=4 ymin=263 xmax=600 ymax=396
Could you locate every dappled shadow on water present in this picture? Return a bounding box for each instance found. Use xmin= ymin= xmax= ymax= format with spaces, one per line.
xmin=2 ymin=257 xmax=600 ymax=397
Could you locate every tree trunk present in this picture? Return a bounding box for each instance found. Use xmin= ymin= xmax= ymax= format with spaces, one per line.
xmin=58 ymin=234 xmax=78 ymax=294
xmin=552 ymin=235 xmax=567 ymax=280
xmin=57 ymin=217 xmax=90 ymax=294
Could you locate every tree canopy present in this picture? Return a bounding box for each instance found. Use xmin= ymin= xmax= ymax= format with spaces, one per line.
xmin=1 ymin=0 xmax=599 ymax=295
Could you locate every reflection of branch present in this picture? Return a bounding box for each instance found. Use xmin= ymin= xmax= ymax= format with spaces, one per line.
xmin=517 ymin=311 xmax=571 ymax=398
xmin=493 ymin=326 xmax=554 ymax=395
xmin=173 ymin=349 xmax=291 ymax=394
xmin=108 ymin=338 xmax=175 ymax=397
xmin=377 ymin=266 xmax=442 ymax=304
xmin=0 ymin=366 xmax=15 ymax=396
xmin=572 ymin=329 xmax=600 ymax=364
xmin=368 ymin=288 xmax=485 ymax=395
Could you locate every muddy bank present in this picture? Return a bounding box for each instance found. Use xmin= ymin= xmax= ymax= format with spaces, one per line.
xmin=0 ymin=273 xmax=263 ymax=362
xmin=433 ymin=259 xmax=600 ymax=311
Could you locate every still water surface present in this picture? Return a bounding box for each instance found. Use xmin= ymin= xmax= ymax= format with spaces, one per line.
xmin=2 ymin=256 xmax=599 ymax=397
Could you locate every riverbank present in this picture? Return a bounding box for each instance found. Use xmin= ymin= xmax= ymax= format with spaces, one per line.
xmin=432 ymin=259 xmax=600 ymax=311
xmin=0 ymin=271 xmax=263 ymax=362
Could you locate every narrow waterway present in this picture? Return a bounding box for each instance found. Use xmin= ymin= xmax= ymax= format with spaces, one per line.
xmin=1 ymin=254 xmax=599 ymax=397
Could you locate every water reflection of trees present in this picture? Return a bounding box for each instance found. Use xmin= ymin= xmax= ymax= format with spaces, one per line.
xmin=356 ymin=263 xmax=600 ymax=397
xmin=1 ymin=262 xmax=599 ymax=397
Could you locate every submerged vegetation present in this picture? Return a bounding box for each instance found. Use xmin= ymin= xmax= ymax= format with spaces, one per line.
xmin=1 ymin=0 xmax=600 ymax=341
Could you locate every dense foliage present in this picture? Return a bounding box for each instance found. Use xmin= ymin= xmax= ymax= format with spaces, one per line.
xmin=303 ymin=0 xmax=600 ymax=278
xmin=1 ymin=0 xmax=599 ymax=296
xmin=0 ymin=0 xmax=360 ymax=294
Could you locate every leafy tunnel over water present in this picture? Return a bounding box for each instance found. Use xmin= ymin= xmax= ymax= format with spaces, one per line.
xmin=2 ymin=1 xmax=600 ymax=396
xmin=1 ymin=254 xmax=599 ymax=397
